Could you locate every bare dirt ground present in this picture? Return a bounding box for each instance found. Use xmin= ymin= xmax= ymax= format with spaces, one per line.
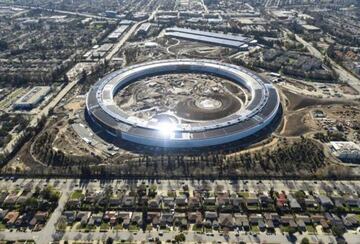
xmin=281 ymin=109 xmax=316 ymax=136
xmin=339 ymin=83 xmax=360 ymax=96
xmin=282 ymin=89 xmax=352 ymax=111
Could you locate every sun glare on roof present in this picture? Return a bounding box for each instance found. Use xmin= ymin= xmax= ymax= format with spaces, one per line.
xmin=158 ymin=121 xmax=176 ymax=138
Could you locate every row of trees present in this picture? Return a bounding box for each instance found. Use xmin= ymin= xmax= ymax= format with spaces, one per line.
xmin=27 ymin=136 xmax=331 ymax=179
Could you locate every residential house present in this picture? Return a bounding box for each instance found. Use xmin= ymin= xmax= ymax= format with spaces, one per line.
xmin=83 ymin=190 xmax=102 ymax=205
xmin=160 ymin=212 xmax=173 ymax=227
xmin=317 ymin=195 xmax=334 ymax=209
xmin=310 ymin=214 xmax=325 ymax=225
xmin=341 ymin=214 xmax=359 ymax=230
xmin=175 ymin=195 xmax=187 ymax=207
xmin=295 ymin=214 xmax=311 ymax=225
xmin=77 ymin=211 xmax=91 ymax=225
xmin=147 ymin=212 xmax=161 ymax=227
xmin=288 ymin=196 xmax=302 ymax=211
xmin=15 ymin=213 xmax=29 ymax=227
xmin=346 ymin=197 xmax=359 ymax=209
xmin=131 ymin=212 xmax=143 ymax=226
xmin=264 ymin=213 xmax=280 ymax=227
xmin=104 ymin=211 xmax=118 ymax=225
xmin=16 ymin=192 xmax=32 ymax=205
xmin=281 ymin=215 xmax=295 ymax=226
xmin=89 ymin=213 xmax=103 ymax=226
xmin=3 ymin=194 xmax=18 ymax=207
xmin=203 ymin=197 xmax=216 ymax=205
xmin=246 ymin=196 xmax=259 ymax=210
xmin=63 ymin=211 xmax=76 ymax=224
xmin=330 ymin=215 xmax=346 ymax=233
xmin=331 ymin=196 xmax=346 ymax=209
xmin=109 ymin=195 xmax=122 ymax=206
xmin=259 ymin=194 xmax=273 ymax=209
xmin=148 ymin=196 xmax=161 ymax=209
xmin=218 ymin=213 xmax=234 ymax=230
xmin=137 ymin=196 xmax=148 ymax=206
xmin=205 ymin=211 xmax=218 ymax=221
xmin=122 ymin=196 xmax=136 ymax=208
xmin=188 ymin=196 xmax=201 ymax=209
xmin=0 ymin=209 xmax=9 ymax=220
xmin=174 ymin=212 xmax=186 ymax=226
xmin=216 ymin=192 xmax=230 ymax=207
xmin=231 ymin=196 xmax=243 ymax=210
xmin=118 ymin=211 xmax=132 ymax=222
xmin=249 ymin=213 xmax=264 ymax=230
xmin=34 ymin=211 xmax=48 ymax=222
xmin=304 ymin=195 xmax=318 ymax=209
xmin=162 ymin=197 xmax=175 ymax=209
xmin=234 ymin=214 xmax=248 ymax=229
xmin=188 ymin=212 xmax=203 ymax=226
xmin=0 ymin=192 xmax=9 ymax=204
xmin=4 ymin=211 xmax=20 ymax=227
xmin=276 ymin=192 xmax=288 ymax=211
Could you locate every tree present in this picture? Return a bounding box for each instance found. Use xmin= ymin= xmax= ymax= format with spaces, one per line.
xmin=0 ymin=40 xmax=8 ymax=51
xmin=288 ymin=227 xmax=297 ymax=236
xmin=174 ymin=233 xmax=186 ymax=242
xmin=301 ymin=237 xmax=310 ymax=244
xmin=79 ymin=70 xmax=87 ymax=83
xmin=332 ymin=224 xmax=346 ymax=237
xmin=106 ymin=237 xmax=114 ymax=244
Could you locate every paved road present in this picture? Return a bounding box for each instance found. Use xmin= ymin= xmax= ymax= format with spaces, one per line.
xmin=104 ymin=7 xmax=158 ymax=61
xmin=1 ymin=70 xmax=80 ymax=155
xmin=11 ymin=5 xmax=111 ymax=20
xmin=290 ymin=30 xmax=360 ymax=94
xmin=59 ymin=229 xmax=359 ymax=243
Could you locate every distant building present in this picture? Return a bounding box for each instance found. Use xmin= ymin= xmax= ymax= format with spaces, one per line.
xmin=119 ymin=20 xmax=133 ymax=25
xmin=136 ymin=23 xmax=152 ymax=37
xmin=105 ymin=11 xmax=117 ymax=18
xmin=329 ymin=141 xmax=360 ymax=162
xmin=107 ymin=25 xmax=129 ymax=42
xmin=13 ymin=86 xmax=51 ymax=110
xmin=302 ymin=24 xmax=321 ymax=32
xmin=164 ymin=27 xmax=252 ymax=49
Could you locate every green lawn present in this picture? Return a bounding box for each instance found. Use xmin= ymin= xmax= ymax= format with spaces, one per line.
xmin=306 ymin=225 xmax=316 ymax=234
xmin=0 ymin=223 xmax=6 ymax=230
xmin=192 ymin=225 xmax=203 ymax=232
xmin=205 ymin=227 xmax=213 ymax=233
xmin=251 ymin=225 xmax=260 ymax=233
xmin=204 ymin=205 xmax=217 ymax=211
xmin=129 ymin=224 xmax=139 ymax=232
xmin=70 ymin=190 xmax=84 ymax=200
xmin=356 ymin=214 xmax=360 ymax=222
xmin=239 ymin=192 xmax=250 ymax=198
xmin=114 ymin=224 xmax=123 ymax=230
xmin=100 ymin=223 xmax=110 ymax=232
xmin=85 ymin=225 xmax=96 ymax=231
xmin=280 ymin=226 xmax=290 ymax=233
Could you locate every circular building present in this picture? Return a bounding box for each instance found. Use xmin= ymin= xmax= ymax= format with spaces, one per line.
xmin=86 ymin=59 xmax=281 ymax=148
